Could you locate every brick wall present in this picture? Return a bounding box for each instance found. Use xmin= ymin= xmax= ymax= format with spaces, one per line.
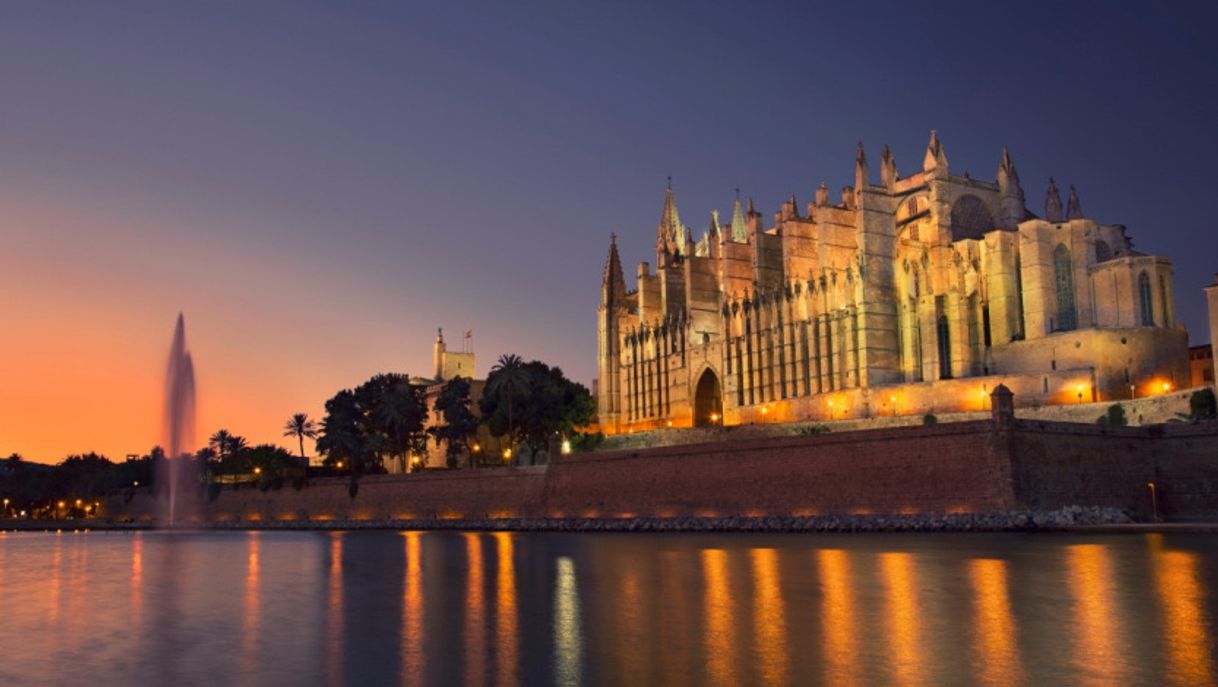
xmin=112 ymin=418 xmax=1218 ymax=523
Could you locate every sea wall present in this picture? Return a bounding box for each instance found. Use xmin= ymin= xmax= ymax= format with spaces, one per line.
xmin=111 ymin=414 xmax=1218 ymax=524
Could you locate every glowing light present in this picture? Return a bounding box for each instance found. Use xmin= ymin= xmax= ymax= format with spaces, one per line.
xmin=502 ymin=448 xmax=512 ymax=460
xmin=464 ymin=534 xmax=486 ymax=685
xmin=472 ymin=443 xmax=481 ymax=453
xmin=709 ymin=413 xmax=720 ymax=423
xmin=253 ymin=467 xmax=262 ymax=475
xmin=494 ymin=533 xmax=519 ymax=687
xmin=560 ymin=439 xmax=572 ymax=455
xmin=751 ymin=548 xmax=788 ymax=685
xmin=401 ymin=532 xmax=424 ymax=687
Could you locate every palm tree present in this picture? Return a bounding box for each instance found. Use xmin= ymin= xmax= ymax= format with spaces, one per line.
xmin=486 ymin=354 xmax=529 ymax=464
xmin=208 ymin=429 xmax=233 ymax=461
xmin=282 ymin=413 xmax=319 ymax=465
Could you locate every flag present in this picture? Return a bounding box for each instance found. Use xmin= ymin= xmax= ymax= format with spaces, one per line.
xmin=465 ymin=329 xmax=472 ymax=338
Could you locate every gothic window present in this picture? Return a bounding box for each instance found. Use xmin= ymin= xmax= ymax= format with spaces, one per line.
xmin=936 ymin=314 xmax=952 ymax=380
xmin=1095 ymin=240 xmax=1112 ymax=263
xmin=1053 ymin=244 xmax=1077 ymax=331
xmin=949 ymin=194 xmax=996 ymax=241
xmin=1138 ymin=271 xmax=1153 ymax=326
xmin=1159 ymin=275 xmax=1171 ymax=327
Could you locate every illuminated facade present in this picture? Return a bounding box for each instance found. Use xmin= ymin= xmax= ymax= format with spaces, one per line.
xmin=596 ymin=132 xmax=1190 ymax=432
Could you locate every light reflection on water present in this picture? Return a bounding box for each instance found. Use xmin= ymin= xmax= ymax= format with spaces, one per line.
xmin=0 ymin=530 xmax=1215 ymax=686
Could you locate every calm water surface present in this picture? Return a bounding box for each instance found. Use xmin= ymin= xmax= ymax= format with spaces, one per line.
xmin=0 ymin=529 xmax=1215 ymax=686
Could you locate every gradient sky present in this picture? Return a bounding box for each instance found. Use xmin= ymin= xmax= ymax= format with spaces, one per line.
xmin=4 ymin=1 xmax=1217 ymax=463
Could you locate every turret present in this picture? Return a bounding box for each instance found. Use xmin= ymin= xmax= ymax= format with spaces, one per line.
xmin=657 ymin=182 xmax=684 ymax=263
xmin=854 ymin=141 xmax=869 ymax=190
xmin=433 ymin=328 xmax=446 ymax=382
xmin=997 ymin=147 xmax=1026 ymax=229
xmin=730 ymin=192 xmax=747 ymax=242
xmin=1066 ymin=184 xmax=1083 ymax=220
xmin=923 ymin=130 xmax=948 ymax=176
xmin=815 ymin=183 xmax=829 ymax=207
xmin=880 ymin=144 xmax=898 ymax=189
xmin=1045 ymin=177 xmax=1063 ymax=222
xmin=597 ymin=234 xmax=627 ymax=430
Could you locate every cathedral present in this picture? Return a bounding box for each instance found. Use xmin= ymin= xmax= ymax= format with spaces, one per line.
xmin=596 ymin=132 xmax=1190 ymax=433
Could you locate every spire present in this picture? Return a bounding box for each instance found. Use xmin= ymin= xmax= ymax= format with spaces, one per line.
xmin=997 ymin=146 xmax=1023 ymax=199
xmin=601 ymin=233 xmax=626 ymax=306
xmin=880 ymin=144 xmax=898 ymax=188
xmin=657 ymin=183 xmax=685 ymax=257
xmin=923 ymin=130 xmax=948 ymax=172
xmin=730 ymin=194 xmax=747 ymax=242
xmin=709 ymin=209 xmax=720 ymax=236
xmin=1066 ymin=184 xmax=1083 ymax=220
xmin=855 ymin=141 xmax=869 ymax=189
xmin=1045 ymin=177 xmax=1063 ymax=222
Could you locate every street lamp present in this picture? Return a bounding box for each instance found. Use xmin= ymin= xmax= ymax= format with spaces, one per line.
xmin=253 ymin=467 xmax=262 ymax=476
xmin=760 ymin=406 xmax=769 ymax=424
xmin=1130 ymin=383 xmax=1136 ymax=400
xmin=889 ymin=395 xmax=897 ymax=417
xmin=1076 ymin=384 xmax=1084 ymax=404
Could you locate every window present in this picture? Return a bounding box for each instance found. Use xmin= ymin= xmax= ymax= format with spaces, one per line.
xmin=1160 ymin=275 xmax=1171 ymax=327
xmin=1053 ymin=245 xmax=1077 ymax=331
xmin=1138 ymin=271 xmax=1153 ymax=326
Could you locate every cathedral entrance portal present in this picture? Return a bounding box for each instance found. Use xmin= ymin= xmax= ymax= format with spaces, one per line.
xmin=693 ymin=368 xmax=723 ymax=427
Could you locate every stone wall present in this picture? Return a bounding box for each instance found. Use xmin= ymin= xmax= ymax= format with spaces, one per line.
xmin=112 ymin=414 xmax=1218 ymax=524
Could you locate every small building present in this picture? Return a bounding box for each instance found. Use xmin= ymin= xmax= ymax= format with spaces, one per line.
xmin=384 ymin=328 xmax=507 ymax=472
xmin=1190 ymin=344 xmax=1215 ymax=388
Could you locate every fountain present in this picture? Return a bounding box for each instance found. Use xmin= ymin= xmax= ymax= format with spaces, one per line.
xmin=161 ymin=313 xmax=197 ymax=525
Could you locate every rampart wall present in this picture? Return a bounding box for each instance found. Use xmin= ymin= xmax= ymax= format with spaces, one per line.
xmin=112 ymin=414 xmax=1218 ymax=524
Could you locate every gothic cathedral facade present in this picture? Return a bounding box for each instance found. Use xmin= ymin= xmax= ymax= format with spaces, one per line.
xmin=596 ymin=133 xmax=1189 ymax=432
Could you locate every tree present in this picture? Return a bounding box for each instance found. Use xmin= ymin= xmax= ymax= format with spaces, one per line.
xmin=317 ymin=389 xmax=371 ymax=474
xmin=480 ymin=358 xmax=595 ymax=465
xmin=1189 ymin=388 xmax=1217 ymax=422
xmin=482 ymin=354 xmax=529 ymax=462
xmin=431 ymin=377 xmax=479 ymax=468
xmin=282 ymin=413 xmax=319 ymax=465
xmin=208 ymin=429 xmax=234 ymax=461
xmin=372 ymin=377 xmax=428 ymax=473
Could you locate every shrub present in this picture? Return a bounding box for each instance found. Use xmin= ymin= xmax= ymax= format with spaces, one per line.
xmin=1189 ymin=388 xmax=1217 ymax=421
xmin=795 ymin=425 xmax=830 ymax=436
xmin=922 ymin=413 xmax=938 ymax=426
xmin=1097 ymin=403 xmax=1128 ymax=426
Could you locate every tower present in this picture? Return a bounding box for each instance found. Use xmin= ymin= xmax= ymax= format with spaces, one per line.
xmin=598 ymin=234 xmax=627 ymax=430
xmin=997 ymin=147 xmax=1026 ymax=230
xmin=433 ymin=328 xmax=446 ymax=381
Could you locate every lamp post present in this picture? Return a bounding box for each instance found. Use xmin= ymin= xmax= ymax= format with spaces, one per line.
xmin=1130 ymin=383 xmax=1136 ymax=400
xmin=1076 ymin=384 xmax=1084 ymax=404
xmin=760 ymin=406 xmax=769 ymax=424
xmin=889 ymin=396 xmax=897 ymax=417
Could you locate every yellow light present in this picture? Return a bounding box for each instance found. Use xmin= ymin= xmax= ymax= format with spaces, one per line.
xmin=503 ymin=448 xmax=512 ymax=460
xmin=133 ymin=480 xmax=139 ymax=487
xmin=980 ymin=389 xmax=988 ymax=398
xmin=761 ymin=407 xmax=768 ymax=414
xmin=710 ymin=412 xmax=720 ymax=423
xmin=890 ymin=396 xmax=896 ymax=403
xmin=561 ymin=439 xmax=572 ymax=455
xmin=472 ymin=443 xmax=481 ymax=453
xmin=1162 ymin=382 xmax=1172 ymax=392
xmin=1076 ymin=384 xmax=1084 ymax=393
xmin=666 ymin=420 xmax=673 ymax=427
xmin=253 ymin=467 xmax=262 ymax=475
xmin=336 ymin=461 xmax=344 ymax=469
xmin=75 ymin=499 xmax=82 ymax=507
xmin=58 ymin=501 xmax=65 ymax=508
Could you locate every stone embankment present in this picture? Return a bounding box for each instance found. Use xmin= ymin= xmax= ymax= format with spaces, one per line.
xmin=188 ymin=505 xmax=1131 ymax=533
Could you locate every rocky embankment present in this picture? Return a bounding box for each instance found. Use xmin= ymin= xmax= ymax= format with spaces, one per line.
xmin=3 ymin=506 xmax=1138 ymax=533
xmin=198 ymin=505 xmax=1132 ymax=532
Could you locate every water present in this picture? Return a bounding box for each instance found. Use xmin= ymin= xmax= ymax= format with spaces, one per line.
xmin=161 ymin=313 xmax=196 ymax=524
xmin=0 ymin=530 xmax=1215 ymax=686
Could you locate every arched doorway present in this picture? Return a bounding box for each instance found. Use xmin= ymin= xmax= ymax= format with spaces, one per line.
xmin=693 ymin=368 xmax=722 ymax=427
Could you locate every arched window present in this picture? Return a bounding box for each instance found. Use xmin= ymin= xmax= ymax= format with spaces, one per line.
xmin=936 ymin=314 xmax=952 ymax=379
xmin=1053 ymin=244 xmax=1077 ymax=331
xmin=1138 ymin=271 xmax=1154 ymax=326
xmin=1159 ymin=275 xmax=1171 ymax=328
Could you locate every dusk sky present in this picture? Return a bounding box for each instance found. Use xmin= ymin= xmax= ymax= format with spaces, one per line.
xmin=4 ymin=1 xmax=1217 ymax=462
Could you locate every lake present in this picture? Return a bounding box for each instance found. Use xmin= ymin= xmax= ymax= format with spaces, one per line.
xmin=0 ymin=529 xmax=1214 ymax=686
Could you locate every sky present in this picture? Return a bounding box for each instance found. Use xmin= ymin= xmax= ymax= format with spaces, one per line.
xmin=3 ymin=1 xmax=1217 ymax=463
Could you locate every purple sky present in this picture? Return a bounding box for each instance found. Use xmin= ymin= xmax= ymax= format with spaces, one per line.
xmin=3 ymin=1 xmax=1217 ymax=459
